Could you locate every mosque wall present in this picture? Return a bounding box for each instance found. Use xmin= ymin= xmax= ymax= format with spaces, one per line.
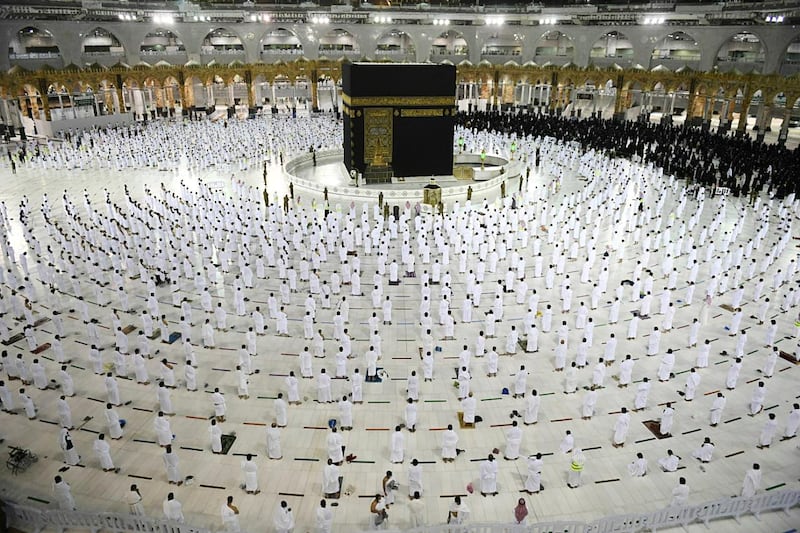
xmin=1 ymin=20 xmax=799 ymax=75
xmin=2 ymin=20 xmax=800 ymax=142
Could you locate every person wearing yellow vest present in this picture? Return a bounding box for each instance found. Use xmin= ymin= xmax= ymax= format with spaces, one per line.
xmin=567 ymin=448 xmax=586 ymax=489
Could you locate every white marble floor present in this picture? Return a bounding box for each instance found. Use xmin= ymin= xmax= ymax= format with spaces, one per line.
xmin=0 ymin=121 xmax=798 ymax=533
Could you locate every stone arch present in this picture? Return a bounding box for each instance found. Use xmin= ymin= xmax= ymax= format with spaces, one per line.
xmin=650 ymin=31 xmax=701 ymax=70
xmin=318 ymin=28 xmax=360 ymax=58
xmin=139 ymin=77 xmax=163 ymax=113
xmin=431 ymin=30 xmax=469 ymax=60
xmin=19 ymin=83 xmax=44 ymax=119
xmin=9 ymin=26 xmax=60 ymax=55
xmin=480 ymin=30 xmax=523 ymax=60
xmin=201 ymin=27 xmax=245 ymax=54
xmin=184 ymin=75 xmax=206 ymax=108
xmin=714 ymin=31 xmax=766 ymax=73
xmin=140 ymin=29 xmax=186 ymax=56
xmin=375 ymin=29 xmax=416 ymax=60
xmin=90 ymin=78 xmax=119 ymax=114
xmin=252 ymin=73 xmax=271 ymax=106
xmin=534 ymin=30 xmax=574 ymax=65
xmin=9 ymin=26 xmax=63 ymax=67
xmin=590 ymin=31 xmax=634 ymax=61
xmin=81 ymin=27 xmax=125 ymax=57
xmin=230 ymin=73 xmax=249 ymax=106
xmin=779 ymin=33 xmax=800 ymax=75
xmin=260 ymin=27 xmax=304 ymax=58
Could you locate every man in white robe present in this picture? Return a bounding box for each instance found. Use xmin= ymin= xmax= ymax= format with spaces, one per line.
xmin=212 ymin=388 xmax=226 ymax=422
xmin=627 ymin=452 xmax=647 ymax=477
xmin=681 ymin=368 xmax=701 ymax=401
xmin=163 ymin=493 xmax=185 ymax=523
xmin=749 ymin=381 xmax=766 ymax=416
xmin=442 ymin=424 xmax=459 ymax=462
xmin=670 ymin=477 xmax=689 ymax=507
xmin=57 ymin=396 xmax=73 ymax=429
xmin=220 ymin=496 xmax=240 ymax=532
xmin=154 ymin=412 xmax=173 ymax=446
xmin=461 ymin=392 xmax=477 ymax=425
xmin=524 ymin=453 xmax=543 ymax=493
xmin=691 ymin=437 xmax=714 ymax=463
xmin=390 ymin=425 xmax=405 ymax=463
xmin=524 ymin=389 xmax=540 ymax=425
xmin=756 ymin=413 xmax=778 ymax=449
xmin=479 ymin=454 xmax=499 ymax=495
xmin=613 ymin=408 xmax=630 ymax=448
xmin=408 ymin=458 xmax=423 ymax=496
xmin=210 ymin=419 xmax=222 ymax=454
xmin=316 ymin=368 xmax=332 ymax=403
xmin=322 ymin=458 xmax=341 ymax=497
xmin=52 ymin=476 xmax=76 ymax=510
xmin=316 ymin=499 xmax=334 ymax=533
xmin=567 ymin=448 xmax=585 ymax=488
xmin=741 ymin=463 xmax=762 ymax=498
xmin=241 ymin=454 xmax=260 ymax=494
xmin=93 ymin=433 xmax=117 ymax=472
xmin=163 ymin=445 xmax=182 ymax=485
xmin=660 ymin=403 xmax=675 ymax=437
xmin=782 ymin=403 xmax=800 ymax=440
xmin=658 ymin=449 xmax=680 ymax=472
xmin=266 ymin=423 xmax=282 ymax=459
xmin=326 ymin=427 xmax=344 ymax=464
xmin=504 ymin=421 xmax=523 ymax=460
xmin=125 ymin=484 xmax=144 ymax=515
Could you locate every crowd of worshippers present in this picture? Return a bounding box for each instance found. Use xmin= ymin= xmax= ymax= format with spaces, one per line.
xmin=456 ymin=111 xmax=800 ymax=199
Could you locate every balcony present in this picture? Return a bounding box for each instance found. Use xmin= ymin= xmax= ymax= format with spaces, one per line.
xmin=139 ymin=47 xmax=188 ymax=66
xmin=533 ymin=55 xmax=573 ymax=67
xmin=317 ymin=46 xmax=361 ymax=60
xmin=649 ymin=57 xmax=701 ymax=71
xmin=81 ymin=48 xmax=126 ymax=67
xmin=201 ymin=46 xmax=246 ymax=65
xmin=260 ymin=47 xmax=305 ymax=63
xmin=9 ymin=52 xmax=63 ymax=69
xmin=714 ymin=58 xmax=764 ymax=74
xmin=589 ymin=55 xmax=635 ymax=69
xmin=373 ymin=47 xmax=416 ymax=62
xmin=431 ymin=47 xmax=468 ymax=64
xmin=479 ymin=48 xmax=523 ymax=65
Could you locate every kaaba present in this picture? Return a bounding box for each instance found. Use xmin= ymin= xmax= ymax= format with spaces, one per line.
xmin=342 ymin=63 xmax=456 ymax=183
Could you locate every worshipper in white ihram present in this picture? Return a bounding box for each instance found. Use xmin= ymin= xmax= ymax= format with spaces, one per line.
xmin=241 ymin=454 xmax=260 ymax=494
xmin=267 ymin=422 xmax=283 ymax=459
xmin=163 ymin=493 xmax=185 ymax=523
xmin=524 ymin=453 xmax=543 ymax=493
xmin=741 ymin=463 xmax=762 ymax=498
xmin=479 ymin=454 xmax=499 ymax=496
xmin=52 ymin=476 xmax=76 ymax=511
xmin=221 ymin=496 xmax=240 ymax=532
xmin=125 ymin=484 xmax=144 ymax=515
xmin=627 ymin=452 xmax=647 ymax=477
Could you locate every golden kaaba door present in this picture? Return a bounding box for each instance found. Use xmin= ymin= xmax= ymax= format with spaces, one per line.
xmin=364 ymin=107 xmax=393 ymax=167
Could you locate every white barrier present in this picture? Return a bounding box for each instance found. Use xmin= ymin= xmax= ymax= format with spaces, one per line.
xmin=285 ymin=149 xmax=524 ymax=206
xmin=4 ymin=490 xmax=797 ymax=533
xmin=2 ymin=502 xmax=211 ymax=533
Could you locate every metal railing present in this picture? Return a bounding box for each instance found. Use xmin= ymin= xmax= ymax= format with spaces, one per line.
xmin=2 ymin=501 xmax=210 ymax=533
xmin=371 ymin=489 xmax=800 ymax=533
xmin=285 ymin=148 xmax=523 ymax=206
xmin=4 ymin=489 xmax=798 ymax=533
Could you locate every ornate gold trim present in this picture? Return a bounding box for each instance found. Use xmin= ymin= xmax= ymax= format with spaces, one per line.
xmin=400 ymin=108 xmax=444 ymax=117
xmin=341 ymin=94 xmax=455 ymax=107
